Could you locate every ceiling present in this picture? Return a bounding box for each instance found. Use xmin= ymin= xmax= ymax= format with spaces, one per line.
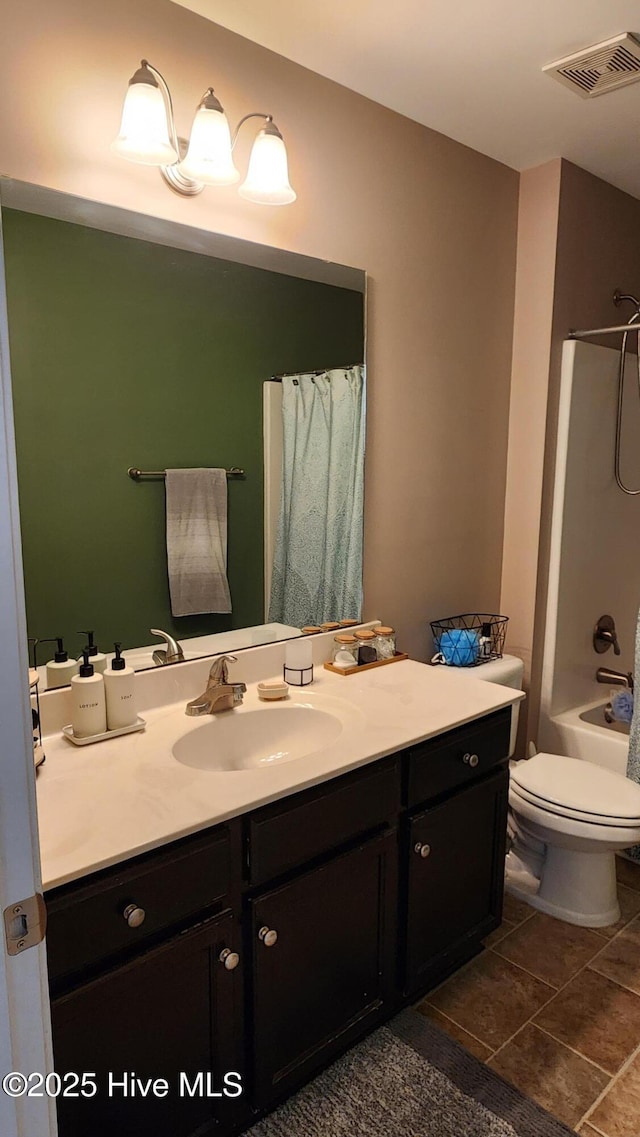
xmin=173 ymin=0 xmax=640 ymax=199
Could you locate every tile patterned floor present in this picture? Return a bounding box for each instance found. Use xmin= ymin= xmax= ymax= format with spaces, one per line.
xmin=417 ymin=857 xmax=640 ymax=1133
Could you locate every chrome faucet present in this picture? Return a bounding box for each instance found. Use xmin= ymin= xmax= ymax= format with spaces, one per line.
xmin=151 ymin=628 xmax=185 ymax=665
xmin=185 ymin=654 xmax=247 ymax=716
xmin=596 ymin=666 xmax=634 ymax=693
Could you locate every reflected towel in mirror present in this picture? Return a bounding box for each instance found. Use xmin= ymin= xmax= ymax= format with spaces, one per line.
xmin=165 ymin=468 xmax=232 ymax=617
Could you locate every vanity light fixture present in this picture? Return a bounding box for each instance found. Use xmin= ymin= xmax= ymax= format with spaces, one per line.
xmin=112 ymin=60 xmax=296 ymax=205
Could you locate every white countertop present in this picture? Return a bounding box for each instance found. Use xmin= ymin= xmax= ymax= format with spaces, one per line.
xmin=35 ymin=658 xmax=523 ymax=892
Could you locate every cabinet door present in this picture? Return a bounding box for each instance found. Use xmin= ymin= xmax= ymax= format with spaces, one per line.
xmin=51 ymin=911 xmax=244 ymax=1137
xmin=404 ymin=765 xmax=508 ymax=995
xmin=249 ymin=830 xmax=397 ymax=1103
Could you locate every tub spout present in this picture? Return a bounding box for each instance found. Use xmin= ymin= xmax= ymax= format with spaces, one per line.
xmin=596 ymin=666 xmax=634 ymax=692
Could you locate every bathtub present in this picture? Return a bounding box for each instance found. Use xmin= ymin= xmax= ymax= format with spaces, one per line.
xmin=539 ymin=698 xmax=629 ymax=776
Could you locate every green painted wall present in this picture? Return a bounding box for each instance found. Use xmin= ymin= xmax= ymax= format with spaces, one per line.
xmin=3 ymin=209 xmax=364 ymax=658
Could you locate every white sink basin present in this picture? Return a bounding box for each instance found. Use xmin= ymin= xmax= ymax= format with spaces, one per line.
xmin=172 ymin=695 xmax=361 ymax=772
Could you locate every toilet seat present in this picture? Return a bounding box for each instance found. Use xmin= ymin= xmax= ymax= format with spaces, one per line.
xmin=510 ymin=752 xmax=640 ymax=825
xmin=509 ymin=783 xmax=640 ymax=828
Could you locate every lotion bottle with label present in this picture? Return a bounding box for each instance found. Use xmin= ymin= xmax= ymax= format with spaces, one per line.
xmin=70 ymin=651 xmax=107 ymax=738
xmin=104 ymin=643 xmax=137 ymax=731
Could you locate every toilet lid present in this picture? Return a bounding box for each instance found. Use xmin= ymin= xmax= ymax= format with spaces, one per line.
xmin=510 ymin=782 xmax=640 ymax=827
xmin=510 ymin=753 xmax=640 ymax=822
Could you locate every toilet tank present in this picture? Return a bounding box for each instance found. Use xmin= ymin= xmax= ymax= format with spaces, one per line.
xmin=442 ymin=654 xmax=524 ymax=756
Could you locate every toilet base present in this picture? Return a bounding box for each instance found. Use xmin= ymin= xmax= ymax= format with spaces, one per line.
xmin=506 ymin=844 xmax=621 ymax=928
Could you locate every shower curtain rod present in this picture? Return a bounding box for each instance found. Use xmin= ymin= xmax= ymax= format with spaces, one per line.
xmin=568 ymin=324 xmax=640 ymax=340
xmin=269 ymin=363 xmax=363 ymax=380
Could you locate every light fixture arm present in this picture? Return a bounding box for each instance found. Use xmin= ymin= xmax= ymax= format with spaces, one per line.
xmin=231 ymin=113 xmax=277 ymax=149
xmin=142 ymin=60 xmax=181 ymax=158
xmin=140 ymin=59 xmax=204 ymax=196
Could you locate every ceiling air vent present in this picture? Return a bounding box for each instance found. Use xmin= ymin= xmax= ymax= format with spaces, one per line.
xmin=543 ymin=33 xmax=640 ymax=98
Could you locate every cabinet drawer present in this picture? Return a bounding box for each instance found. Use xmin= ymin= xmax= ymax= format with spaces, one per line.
xmin=46 ymin=826 xmax=232 ymax=988
xmin=248 ymin=756 xmax=400 ymax=887
xmin=406 ymin=707 xmax=511 ymax=808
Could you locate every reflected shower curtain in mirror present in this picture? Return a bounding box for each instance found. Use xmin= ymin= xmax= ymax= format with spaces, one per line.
xmin=269 ymin=366 xmax=365 ymax=626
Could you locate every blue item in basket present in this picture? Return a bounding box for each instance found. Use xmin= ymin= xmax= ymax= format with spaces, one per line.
xmin=438 ymin=628 xmax=480 ymax=666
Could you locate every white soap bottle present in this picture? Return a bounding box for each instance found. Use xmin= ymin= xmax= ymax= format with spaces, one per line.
xmin=43 ymin=637 xmax=79 ymax=689
xmin=70 ymin=652 xmax=107 ymax=738
xmin=104 ymin=642 xmax=137 ymax=731
xmin=77 ymin=630 xmax=107 ymax=675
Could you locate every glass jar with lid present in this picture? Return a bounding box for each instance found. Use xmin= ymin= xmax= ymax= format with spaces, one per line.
xmin=354 ymin=628 xmax=378 ymax=664
xmin=332 ymin=634 xmax=358 ymax=667
xmin=375 ymin=626 xmax=396 ymax=659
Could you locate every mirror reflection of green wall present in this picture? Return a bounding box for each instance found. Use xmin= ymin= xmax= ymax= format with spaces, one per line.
xmin=2 ymin=209 xmax=364 ymax=656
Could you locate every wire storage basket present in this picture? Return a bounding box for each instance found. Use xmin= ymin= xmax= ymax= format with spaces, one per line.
xmin=430 ymin=614 xmax=509 ymax=667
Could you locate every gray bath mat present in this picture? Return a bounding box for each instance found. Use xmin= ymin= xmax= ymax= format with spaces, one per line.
xmin=247 ymin=1009 xmax=573 ymax=1137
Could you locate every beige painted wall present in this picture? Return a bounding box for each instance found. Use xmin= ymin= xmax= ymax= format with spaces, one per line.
xmin=502 ymin=159 xmax=640 ymax=748
xmin=0 ymin=0 xmax=519 ymax=660
xmin=500 ymin=161 xmax=561 ymax=704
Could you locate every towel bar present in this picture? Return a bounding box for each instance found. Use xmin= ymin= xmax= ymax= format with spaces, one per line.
xmin=128 ymin=467 xmax=245 ymax=479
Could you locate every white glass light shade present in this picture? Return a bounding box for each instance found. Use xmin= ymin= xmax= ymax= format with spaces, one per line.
xmin=239 ymin=128 xmax=296 ymax=205
xmin=180 ymin=104 xmax=239 ymax=185
xmin=111 ymin=80 xmax=179 ymax=167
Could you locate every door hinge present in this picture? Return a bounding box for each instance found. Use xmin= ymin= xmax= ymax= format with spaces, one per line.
xmin=3 ymin=893 xmax=47 ymax=956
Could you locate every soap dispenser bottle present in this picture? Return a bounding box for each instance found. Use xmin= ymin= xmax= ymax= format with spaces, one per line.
xmin=104 ymin=643 xmax=137 ymax=731
xmin=77 ymin=630 xmax=107 ymax=675
xmin=70 ymin=651 xmax=107 ymax=738
xmin=42 ymin=637 xmax=79 ymax=689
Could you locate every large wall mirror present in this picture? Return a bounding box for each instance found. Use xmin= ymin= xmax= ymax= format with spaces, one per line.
xmin=0 ymin=180 xmax=366 ymax=687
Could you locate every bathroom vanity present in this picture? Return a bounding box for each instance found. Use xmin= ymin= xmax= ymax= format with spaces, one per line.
xmin=36 ymin=657 xmax=517 ymax=1137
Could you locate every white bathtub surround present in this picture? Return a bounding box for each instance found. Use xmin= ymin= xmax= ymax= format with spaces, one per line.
xmin=539 ymin=339 xmax=640 ymax=765
xmin=507 ymin=753 xmax=640 ymax=926
xmin=33 ymin=634 xmax=522 ymax=891
xmin=543 ymin=698 xmax=629 ymax=774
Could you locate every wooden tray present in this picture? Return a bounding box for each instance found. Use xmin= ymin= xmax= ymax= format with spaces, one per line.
xmin=324 ymin=652 xmax=409 ymax=676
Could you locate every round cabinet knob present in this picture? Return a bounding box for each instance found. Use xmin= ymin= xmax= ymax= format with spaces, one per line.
xmin=414 ymin=842 xmax=431 ymax=858
xmin=122 ymin=903 xmax=146 ymax=929
xmin=258 ymin=925 xmax=278 ymax=947
xmin=219 ymin=948 xmax=240 ymax=971
xmin=463 ymin=752 xmax=479 ymax=767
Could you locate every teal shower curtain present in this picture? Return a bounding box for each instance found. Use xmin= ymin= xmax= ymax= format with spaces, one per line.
xmin=268 ymin=366 xmax=365 ymax=627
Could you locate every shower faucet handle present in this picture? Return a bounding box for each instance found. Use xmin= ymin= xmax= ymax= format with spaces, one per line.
xmin=593 ymin=615 xmax=621 ymax=656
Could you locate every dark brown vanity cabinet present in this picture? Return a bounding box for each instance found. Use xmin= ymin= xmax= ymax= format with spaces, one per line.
xmin=402 ymin=707 xmax=511 ymax=994
xmin=46 ymin=823 xmax=246 ymax=1137
xmin=404 ymin=765 xmax=509 ymax=993
xmin=248 ymin=829 xmax=398 ymax=1103
xmin=45 ymin=708 xmax=512 ymax=1137
xmin=51 ymin=909 xmax=244 ymax=1137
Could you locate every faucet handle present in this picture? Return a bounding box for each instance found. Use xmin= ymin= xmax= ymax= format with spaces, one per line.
xmin=209 ymin=654 xmax=238 ymax=684
xmin=593 ymin=615 xmax=621 ymax=656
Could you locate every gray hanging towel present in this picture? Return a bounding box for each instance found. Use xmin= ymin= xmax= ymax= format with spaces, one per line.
xmin=165 ymin=468 xmax=232 ymax=616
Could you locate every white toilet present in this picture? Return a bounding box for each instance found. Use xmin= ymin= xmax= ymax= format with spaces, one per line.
xmin=447 ymin=654 xmax=640 ymax=927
